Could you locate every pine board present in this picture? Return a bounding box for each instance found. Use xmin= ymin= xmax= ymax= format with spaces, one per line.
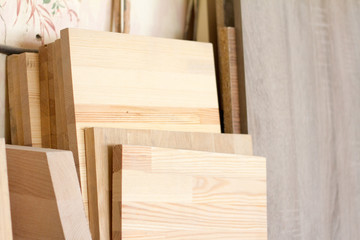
xmin=0 ymin=139 xmax=12 ymax=240
xmin=7 ymin=55 xmax=23 ymax=145
xmin=6 ymin=145 xmax=91 ymax=239
xmin=112 ymin=145 xmax=267 ymax=239
xmin=239 ymin=0 xmax=360 ymax=239
xmin=39 ymin=46 xmax=51 ymax=148
xmin=7 ymin=53 xmax=42 ymax=147
xmin=85 ymin=127 xmax=253 ymax=240
xmin=57 ymin=28 xmax=220 ymax=219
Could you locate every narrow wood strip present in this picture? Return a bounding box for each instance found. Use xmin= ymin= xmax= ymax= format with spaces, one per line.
xmin=218 ymin=27 xmax=241 ymax=133
xmin=0 ymin=139 xmax=12 ymax=239
xmin=39 ymin=46 xmax=51 ymax=148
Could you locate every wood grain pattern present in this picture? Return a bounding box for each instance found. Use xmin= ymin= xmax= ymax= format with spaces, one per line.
xmin=217 ymin=27 xmax=240 ymax=133
xmin=85 ymin=127 xmax=253 ymax=240
xmin=112 ymin=145 xmax=267 ymax=239
xmin=239 ymin=0 xmax=360 ymax=239
xmin=6 ymin=145 xmax=91 ymax=239
xmin=0 ymin=139 xmax=12 ymax=240
xmin=0 ymin=54 xmax=10 ymax=143
xmin=57 ymin=28 xmax=220 ymax=218
xmin=39 ymin=46 xmax=51 ymax=148
xmin=7 ymin=55 xmax=23 ymax=145
xmin=7 ymin=53 xmax=42 ymax=147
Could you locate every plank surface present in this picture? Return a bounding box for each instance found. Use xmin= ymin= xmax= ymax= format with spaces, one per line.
xmin=85 ymin=127 xmax=253 ymax=240
xmin=112 ymin=145 xmax=267 ymax=239
xmin=217 ymin=27 xmax=240 ymax=133
xmin=239 ymin=0 xmax=360 ymax=239
xmin=0 ymin=139 xmax=12 ymax=240
xmin=58 ymin=28 xmax=220 ymax=218
xmin=6 ymin=145 xmax=91 ymax=239
xmin=7 ymin=53 xmax=42 ymax=147
xmin=18 ymin=53 xmax=42 ymax=147
xmin=0 ymin=54 xmax=10 ymax=143
xmin=7 ymin=55 xmax=23 ymax=145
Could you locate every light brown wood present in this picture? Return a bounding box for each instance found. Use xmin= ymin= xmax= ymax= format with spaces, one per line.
xmin=239 ymin=0 xmax=360 ymax=239
xmin=233 ymin=0 xmax=247 ymax=134
xmin=46 ymin=43 xmax=58 ymax=149
xmin=39 ymin=46 xmax=51 ymax=148
xmin=0 ymin=54 xmax=10 ymax=143
xmin=18 ymin=53 xmax=42 ymax=147
xmin=112 ymin=145 xmax=267 ymax=239
xmin=57 ymin=28 xmax=220 ymax=218
xmin=85 ymin=127 xmax=253 ymax=240
xmin=0 ymin=139 xmax=12 ymax=240
xmin=7 ymin=55 xmax=23 ymax=145
xmin=217 ymin=27 xmax=240 ymax=133
xmin=7 ymin=53 xmax=42 ymax=147
xmin=6 ymin=145 xmax=91 ymax=239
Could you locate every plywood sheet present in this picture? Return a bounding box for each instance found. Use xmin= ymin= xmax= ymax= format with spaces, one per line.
xmin=7 ymin=53 xmax=42 ymax=147
xmin=112 ymin=145 xmax=267 ymax=239
xmin=85 ymin=127 xmax=253 ymax=239
xmin=58 ymin=28 xmax=220 ymax=218
xmin=239 ymin=0 xmax=360 ymax=239
xmin=6 ymin=145 xmax=91 ymax=239
xmin=0 ymin=139 xmax=12 ymax=240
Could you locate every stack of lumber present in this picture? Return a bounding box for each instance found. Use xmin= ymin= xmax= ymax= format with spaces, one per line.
xmin=4 ymin=28 xmax=267 ymax=239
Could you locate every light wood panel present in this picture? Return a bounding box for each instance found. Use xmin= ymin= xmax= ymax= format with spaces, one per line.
xmin=0 ymin=139 xmax=12 ymax=240
xmin=85 ymin=127 xmax=253 ymax=240
xmin=112 ymin=145 xmax=267 ymax=239
xmin=239 ymin=0 xmax=360 ymax=239
xmin=58 ymin=28 xmax=220 ymax=218
xmin=7 ymin=53 xmax=42 ymax=147
xmin=217 ymin=27 xmax=240 ymax=133
xmin=6 ymin=145 xmax=91 ymax=239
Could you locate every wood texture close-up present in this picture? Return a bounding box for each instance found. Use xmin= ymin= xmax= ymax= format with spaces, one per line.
xmin=6 ymin=145 xmax=91 ymax=239
xmin=85 ymin=127 xmax=253 ymax=240
xmin=0 ymin=139 xmax=12 ymax=240
xmin=58 ymin=28 xmax=220 ymax=218
xmin=240 ymin=0 xmax=360 ymax=239
xmin=7 ymin=53 xmax=42 ymax=147
xmin=112 ymin=145 xmax=267 ymax=239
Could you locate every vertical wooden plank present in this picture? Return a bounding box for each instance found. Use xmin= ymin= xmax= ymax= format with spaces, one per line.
xmin=0 ymin=139 xmax=12 ymax=240
xmin=39 ymin=46 xmax=51 ymax=148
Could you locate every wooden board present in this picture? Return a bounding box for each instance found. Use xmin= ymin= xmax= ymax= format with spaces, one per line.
xmin=7 ymin=53 xmax=42 ymax=147
xmin=7 ymin=55 xmax=23 ymax=145
xmin=0 ymin=54 xmax=10 ymax=143
xmin=85 ymin=127 xmax=253 ymax=240
xmin=6 ymin=145 xmax=91 ymax=239
xmin=217 ymin=27 xmax=240 ymax=133
xmin=112 ymin=145 xmax=267 ymax=239
xmin=57 ymin=28 xmax=220 ymax=218
xmin=239 ymin=0 xmax=360 ymax=239
xmin=0 ymin=139 xmax=12 ymax=240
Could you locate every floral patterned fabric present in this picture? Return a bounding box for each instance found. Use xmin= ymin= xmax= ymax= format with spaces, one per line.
xmin=0 ymin=0 xmax=112 ymax=48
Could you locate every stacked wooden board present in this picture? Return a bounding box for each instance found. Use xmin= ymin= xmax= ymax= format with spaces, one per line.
xmin=39 ymin=28 xmax=221 ymax=216
xmin=0 ymin=139 xmax=12 ymax=240
xmin=112 ymin=145 xmax=267 ymax=239
xmin=7 ymin=53 xmax=42 ymax=147
xmin=4 ymin=28 xmax=267 ymax=239
xmin=85 ymin=127 xmax=254 ymax=239
xmin=6 ymin=145 xmax=91 ymax=239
